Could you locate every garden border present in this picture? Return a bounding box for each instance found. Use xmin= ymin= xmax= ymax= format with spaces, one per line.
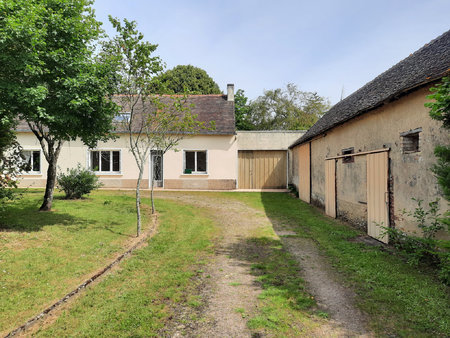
xmin=4 ymin=214 xmax=159 ymax=337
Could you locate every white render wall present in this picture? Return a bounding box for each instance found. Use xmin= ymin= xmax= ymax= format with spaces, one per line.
xmin=16 ymin=132 xmax=238 ymax=189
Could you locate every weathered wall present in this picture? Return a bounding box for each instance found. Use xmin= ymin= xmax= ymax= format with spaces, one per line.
xmin=289 ymin=148 xmax=299 ymax=188
xmin=301 ymin=85 xmax=449 ymax=237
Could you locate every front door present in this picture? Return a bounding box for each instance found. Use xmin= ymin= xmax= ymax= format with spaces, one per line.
xmin=151 ymin=151 xmax=163 ymax=188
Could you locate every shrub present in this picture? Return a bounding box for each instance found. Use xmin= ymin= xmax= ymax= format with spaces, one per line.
xmin=382 ymin=198 xmax=449 ymax=284
xmin=57 ymin=165 xmax=102 ymax=199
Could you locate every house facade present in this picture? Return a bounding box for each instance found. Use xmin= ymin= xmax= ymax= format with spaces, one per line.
xmin=16 ymin=85 xmax=302 ymax=191
xmin=17 ymin=86 xmax=238 ymax=190
xmin=290 ymin=30 xmax=450 ymax=241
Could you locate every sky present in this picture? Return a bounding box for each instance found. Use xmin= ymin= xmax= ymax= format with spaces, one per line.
xmin=92 ymin=0 xmax=450 ymax=105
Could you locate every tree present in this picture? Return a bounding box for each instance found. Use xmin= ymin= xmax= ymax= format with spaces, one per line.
xmin=150 ymin=65 xmax=222 ymax=94
xmin=234 ymin=89 xmax=254 ymax=130
xmin=104 ymin=18 xmax=209 ymax=236
xmin=248 ymin=83 xmax=330 ymax=130
xmin=0 ymin=119 xmax=24 ymax=206
xmin=149 ymin=96 xmax=212 ymax=214
xmin=0 ymin=0 xmax=119 ymax=211
xmin=426 ymin=77 xmax=450 ymax=201
xmin=103 ymin=17 xmax=163 ymax=236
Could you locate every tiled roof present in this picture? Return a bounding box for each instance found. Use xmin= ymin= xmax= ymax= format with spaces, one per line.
xmin=17 ymin=94 xmax=236 ymax=135
xmin=290 ymin=30 xmax=450 ymax=148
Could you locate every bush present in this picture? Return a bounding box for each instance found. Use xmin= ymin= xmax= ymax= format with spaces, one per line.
xmin=382 ymin=198 xmax=449 ymax=284
xmin=57 ymin=165 xmax=102 ymax=199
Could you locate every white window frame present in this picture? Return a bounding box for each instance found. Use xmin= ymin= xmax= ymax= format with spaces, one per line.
xmin=183 ymin=150 xmax=208 ymax=174
xmin=89 ymin=149 xmax=122 ymax=175
xmin=21 ymin=149 xmax=42 ymax=175
xmin=114 ymin=111 xmax=131 ymax=123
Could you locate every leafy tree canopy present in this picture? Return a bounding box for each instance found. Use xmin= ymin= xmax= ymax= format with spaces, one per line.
xmin=426 ymin=76 xmax=450 ymax=128
xmin=150 ymin=65 xmax=222 ymax=94
xmin=0 ymin=0 xmax=119 ymax=210
xmin=426 ymin=76 xmax=450 ymax=201
xmin=244 ymin=83 xmax=330 ymax=130
xmin=234 ymin=89 xmax=254 ymax=130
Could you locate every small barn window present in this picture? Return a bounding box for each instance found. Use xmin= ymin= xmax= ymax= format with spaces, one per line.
xmin=401 ymin=128 xmax=421 ymax=154
xmin=342 ymin=147 xmax=354 ymax=163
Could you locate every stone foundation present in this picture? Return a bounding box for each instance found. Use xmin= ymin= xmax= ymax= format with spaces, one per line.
xmin=164 ymin=179 xmax=236 ymax=190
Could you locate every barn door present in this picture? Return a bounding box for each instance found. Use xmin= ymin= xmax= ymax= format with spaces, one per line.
xmin=238 ymin=151 xmax=254 ymax=189
xmin=325 ymin=159 xmax=336 ymax=218
xmin=238 ymin=151 xmax=287 ymax=189
xmin=298 ymin=143 xmax=310 ymax=203
xmin=367 ymin=152 xmax=389 ymax=243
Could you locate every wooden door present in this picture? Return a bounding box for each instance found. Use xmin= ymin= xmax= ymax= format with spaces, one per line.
xmin=298 ymin=143 xmax=310 ymax=203
xmin=238 ymin=150 xmax=287 ymax=189
xmin=238 ymin=151 xmax=254 ymax=189
xmin=325 ymin=159 xmax=336 ymax=218
xmin=367 ymin=152 xmax=389 ymax=243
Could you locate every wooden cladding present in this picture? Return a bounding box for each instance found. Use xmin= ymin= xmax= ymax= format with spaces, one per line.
xmin=367 ymin=152 xmax=389 ymax=243
xmin=324 ymin=159 xmax=336 ymax=218
xmin=298 ymin=143 xmax=311 ymax=203
xmin=238 ymin=150 xmax=287 ymax=189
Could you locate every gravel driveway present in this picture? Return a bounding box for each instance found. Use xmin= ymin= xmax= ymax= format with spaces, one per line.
xmin=156 ymin=191 xmax=372 ymax=337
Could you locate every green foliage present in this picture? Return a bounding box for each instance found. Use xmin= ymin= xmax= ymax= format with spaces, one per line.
xmin=0 ymin=120 xmax=24 ymax=205
xmin=432 ymin=145 xmax=450 ymax=201
xmin=103 ymin=18 xmax=211 ymax=221
xmin=0 ymin=0 xmax=119 ymax=147
xmin=387 ymin=198 xmax=450 ymax=284
xmin=150 ymin=65 xmax=222 ymax=94
xmin=57 ymin=165 xmax=102 ymax=199
xmin=0 ymin=0 xmax=120 ymax=210
xmin=234 ymin=89 xmax=254 ymax=130
xmin=426 ymin=76 xmax=450 ymax=129
xmin=382 ymin=227 xmax=449 ymax=285
xmin=401 ymin=198 xmax=447 ymax=239
xmin=248 ymin=83 xmax=330 ymax=130
xmin=426 ymin=77 xmax=450 ymax=201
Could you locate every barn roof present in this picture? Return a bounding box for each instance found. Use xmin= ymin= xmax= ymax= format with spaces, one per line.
xmin=290 ymin=30 xmax=450 ymax=148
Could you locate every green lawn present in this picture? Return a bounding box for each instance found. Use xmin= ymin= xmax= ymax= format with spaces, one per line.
xmin=226 ymin=192 xmax=450 ymax=337
xmin=34 ymin=196 xmax=216 ymax=337
xmin=0 ymin=190 xmax=152 ymax=336
xmin=1 ymin=191 xmax=448 ymax=337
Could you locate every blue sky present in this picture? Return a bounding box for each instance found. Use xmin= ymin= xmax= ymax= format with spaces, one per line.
xmin=93 ymin=0 xmax=450 ymax=105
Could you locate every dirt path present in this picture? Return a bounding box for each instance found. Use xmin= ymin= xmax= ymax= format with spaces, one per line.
xmin=156 ymin=192 xmax=371 ymax=337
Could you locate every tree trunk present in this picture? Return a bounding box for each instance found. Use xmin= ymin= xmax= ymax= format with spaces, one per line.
xmin=39 ymin=141 xmax=62 ymax=211
xmin=151 ymin=171 xmax=155 ymax=214
xmin=136 ymin=169 xmax=143 ymax=237
xmin=40 ymin=159 xmax=56 ymax=211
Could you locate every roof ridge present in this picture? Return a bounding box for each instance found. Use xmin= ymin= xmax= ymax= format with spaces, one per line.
xmin=290 ymin=29 xmax=450 ymax=148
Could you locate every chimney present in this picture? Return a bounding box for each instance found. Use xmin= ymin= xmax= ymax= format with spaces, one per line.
xmin=227 ymin=83 xmax=234 ymax=102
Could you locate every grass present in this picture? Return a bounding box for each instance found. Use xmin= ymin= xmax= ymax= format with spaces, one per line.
xmin=242 ymin=237 xmax=323 ymax=335
xmin=0 ymin=189 xmax=152 ymax=336
xmin=223 ymin=192 xmax=450 ymax=337
xmin=33 ymin=197 xmax=216 ymax=336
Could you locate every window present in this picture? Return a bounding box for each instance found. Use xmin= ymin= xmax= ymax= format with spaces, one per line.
xmin=114 ymin=112 xmax=131 ymax=123
xmin=401 ymin=128 xmax=421 ymax=153
xmin=184 ymin=150 xmax=207 ymax=174
xmin=342 ymin=147 xmax=354 ymax=163
xmin=90 ymin=150 xmax=120 ymax=173
xmin=22 ymin=150 xmax=41 ymax=173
